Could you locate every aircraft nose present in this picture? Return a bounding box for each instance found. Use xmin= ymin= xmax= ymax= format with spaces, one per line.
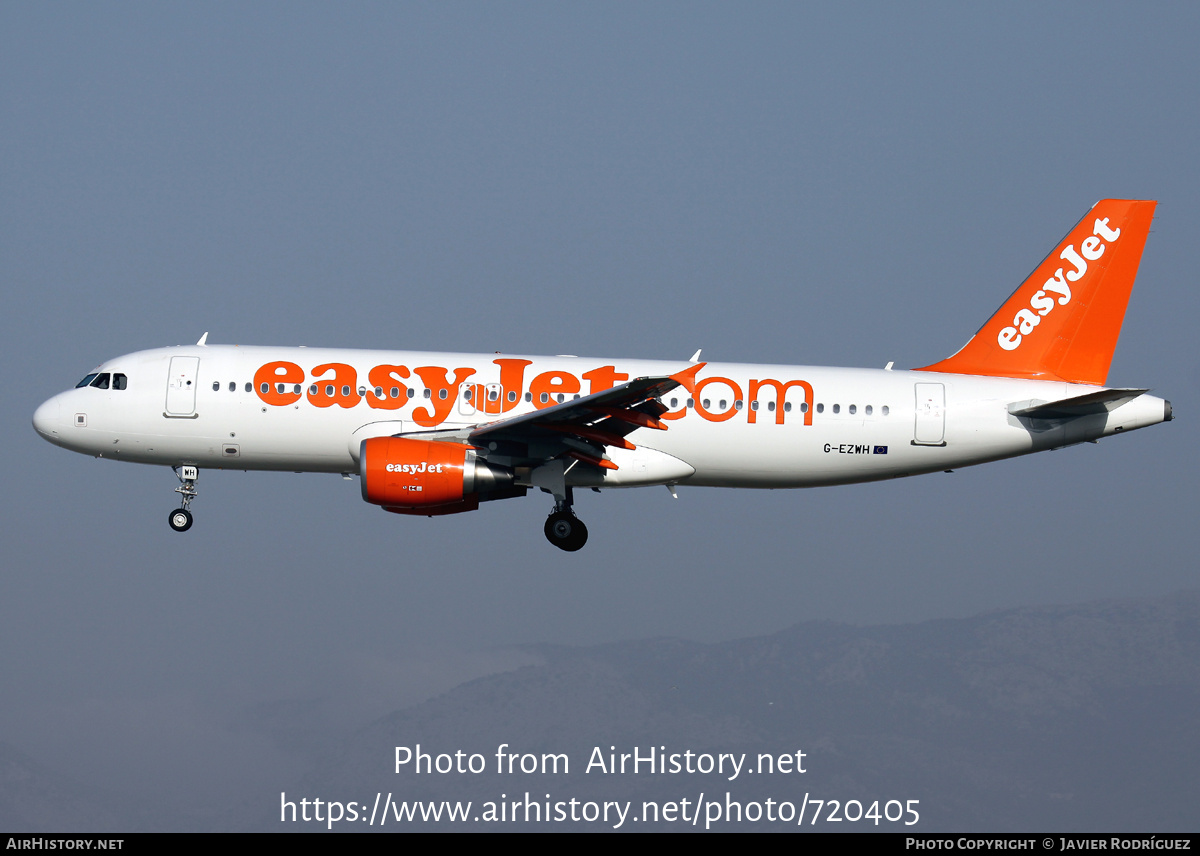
xmin=32 ymin=396 xmax=64 ymax=442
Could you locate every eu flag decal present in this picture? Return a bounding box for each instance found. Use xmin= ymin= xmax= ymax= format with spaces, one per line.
xmin=873 ymin=446 xmax=888 ymax=455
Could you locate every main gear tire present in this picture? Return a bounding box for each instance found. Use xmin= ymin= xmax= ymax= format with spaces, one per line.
xmin=544 ymin=511 xmax=588 ymax=552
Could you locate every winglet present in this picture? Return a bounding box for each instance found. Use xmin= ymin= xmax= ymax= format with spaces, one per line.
xmin=916 ymin=199 xmax=1156 ymax=385
xmin=670 ymin=362 xmax=706 ymax=394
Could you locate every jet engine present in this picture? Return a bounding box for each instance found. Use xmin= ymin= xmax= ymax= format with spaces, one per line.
xmin=359 ymin=436 xmax=520 ymax=516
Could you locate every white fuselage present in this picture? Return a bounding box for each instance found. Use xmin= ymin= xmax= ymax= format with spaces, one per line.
xmin=32 ymin=345 xmax=1169 ymax=490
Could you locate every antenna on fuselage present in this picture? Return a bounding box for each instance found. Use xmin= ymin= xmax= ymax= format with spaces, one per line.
xmin=196 ymin=332 xmax=209 ymax=346
xmin=689 ymin=349 xmax=702 ymax=363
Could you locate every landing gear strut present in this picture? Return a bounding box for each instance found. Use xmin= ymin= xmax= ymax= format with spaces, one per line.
xmin=170 ymin=465 xmax=198 ymax=532
xmin=544 ymin=487 xmax=588 ymax=552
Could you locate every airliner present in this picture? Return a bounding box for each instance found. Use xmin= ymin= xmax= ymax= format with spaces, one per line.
xmin=32 ymin=199 xmax=1171 ymax=550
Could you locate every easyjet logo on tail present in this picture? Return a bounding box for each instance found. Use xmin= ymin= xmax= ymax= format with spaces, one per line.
xmin=997 ymin=217 xmax=1122 ymax=351
xmin=916 ymin=199 xmax=1156 ymax=386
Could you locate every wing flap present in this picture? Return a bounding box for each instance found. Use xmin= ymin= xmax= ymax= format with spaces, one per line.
xmin=467 ymin=364 xmax=703 ymax=470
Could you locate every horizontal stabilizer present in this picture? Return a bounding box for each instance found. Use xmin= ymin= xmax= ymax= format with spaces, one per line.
xmin=1009 ymin=388 xmax=1148 ymax=419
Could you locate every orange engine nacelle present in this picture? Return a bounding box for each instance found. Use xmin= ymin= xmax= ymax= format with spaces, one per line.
xmin=359 ymin=436 xmax=517 ymax=516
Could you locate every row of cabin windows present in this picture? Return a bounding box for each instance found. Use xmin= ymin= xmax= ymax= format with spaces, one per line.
xmin=665 ymin=397 xmax=890 ymax=416
xmin=454 ymin=390 xmax=580 ymax=404
xmin=214 ymin=381 xmax=425 ymax=398
xmin=518 ymin=391 xmax=580 ymax=404
xmin=211 ymin=381 xmax=585 ymax=405
xmin=76 ymin=373 xmax=128 ymax=390
xmin=206 ymin=379 xmax=892 ymax=417
xmin=813 ymin=403 xmax=892 ymax=416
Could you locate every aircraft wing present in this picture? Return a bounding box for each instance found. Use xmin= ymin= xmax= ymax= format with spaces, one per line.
xmin=465 ymin=363 xmax=705 ymax=470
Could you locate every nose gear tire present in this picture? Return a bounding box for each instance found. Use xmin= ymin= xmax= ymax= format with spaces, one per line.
xmin=169 ymin=508 xmax=193 ymax=532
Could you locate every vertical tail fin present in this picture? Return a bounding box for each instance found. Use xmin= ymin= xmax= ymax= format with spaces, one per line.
xmin=916 ymin=199 xmax=1156 ymax=385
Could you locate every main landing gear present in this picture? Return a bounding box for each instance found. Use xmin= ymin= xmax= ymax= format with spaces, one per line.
xmin=169 ymin=465 xmax=198 ymax=532
xmin=544 ymin=487 xmax=588 ymax=552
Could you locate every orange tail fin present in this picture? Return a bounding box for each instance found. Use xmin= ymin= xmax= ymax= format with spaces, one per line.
xmin=916 ymin=199 xmax=1156 ymax=385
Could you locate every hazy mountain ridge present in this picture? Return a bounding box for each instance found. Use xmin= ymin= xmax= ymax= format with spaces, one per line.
xmin=308 ymin=591 xmax=1199 ymax=831
xmin=9 ymin=593 xmax=1196 ymax=830
xmin=0 ymin=741 xmax=125 ymax=832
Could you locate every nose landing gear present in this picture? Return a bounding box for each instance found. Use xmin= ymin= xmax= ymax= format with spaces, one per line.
xmin=169 ymin=465 xmax=198 ymax=532
xmin=544 ymin=488 xmax=588 ymax=552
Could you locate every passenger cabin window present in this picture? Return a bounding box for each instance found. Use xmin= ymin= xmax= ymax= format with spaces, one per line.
xmin=228 ymin=382 xmax=235 ymax=392
xmin=245 ymin=382 xmax=252 ymax=393
xmin=213 ymin=381 xmax=220 ymax=391
xmin=76 ymin=373 xmax=99 ymax=388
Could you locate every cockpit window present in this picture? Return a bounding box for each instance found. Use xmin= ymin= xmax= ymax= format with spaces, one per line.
xmin=113 ymin=373 xmax=128 ymax=390
xmin=76 ymin=373 xmax=99 ymax=388
xmin=89 ymin=373 xmax=111 ymax=389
